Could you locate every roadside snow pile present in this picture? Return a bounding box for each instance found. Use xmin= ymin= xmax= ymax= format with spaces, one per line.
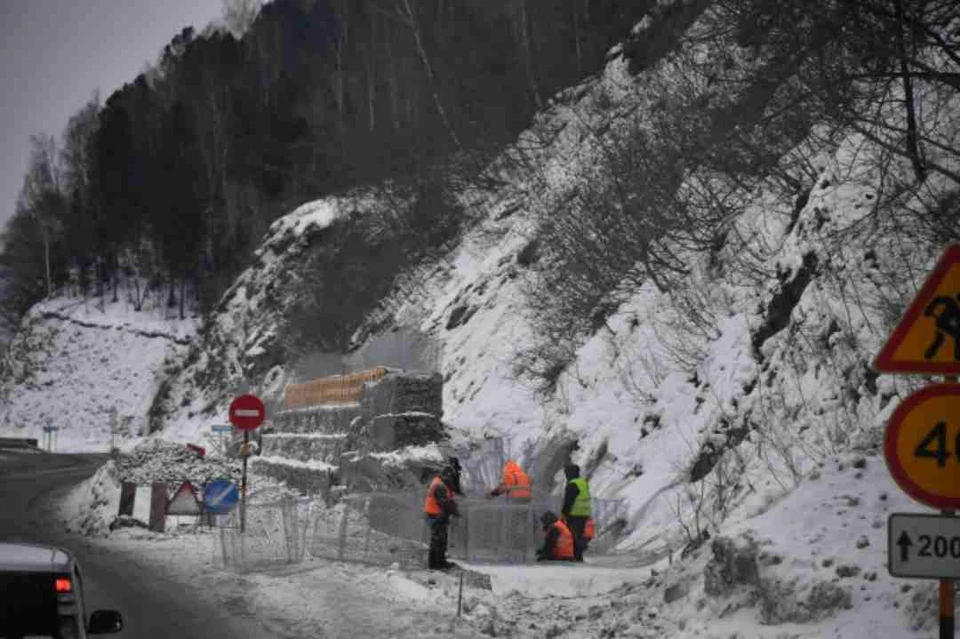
xmin=115 ymin=438 xmax=240 ymax=484
xmin=62 ymin=460 xmax=122 ymax=537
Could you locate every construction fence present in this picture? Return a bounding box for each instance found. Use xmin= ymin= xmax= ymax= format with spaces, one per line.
xmin=217 ymin=490 xmax=626 ymax=573
xmin=282 ymin=367 xmax=388 ymax=409
xmin=307 ymin=490 xmax=627 ymax=568
xmin=216 ymin=495 xmax=311 ymax=573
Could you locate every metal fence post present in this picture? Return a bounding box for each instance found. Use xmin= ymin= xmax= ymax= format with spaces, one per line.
xmin=363 ymin=497 xmax=373 ymax=558
xmin=337 ymin=504 xmax=349 ymax=561
xmin=148 ymin=483 xmax=167 ymax=532
xmin=463 ymin=507 xmax=471 ymax=564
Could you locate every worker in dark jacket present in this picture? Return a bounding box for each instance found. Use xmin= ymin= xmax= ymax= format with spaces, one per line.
xmin=447 ymin=456 xmax=465 ymax=496
xmin=536 ymin=511 xmax=575 ymax=561
xmin=424 ymin=465 xmax=460 ymax=570
xmin=560 ymin=463 xmax=591 ymax=562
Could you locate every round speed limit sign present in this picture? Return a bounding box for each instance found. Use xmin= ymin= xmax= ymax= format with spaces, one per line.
xmin=884 ymin=384 xmax=960 ymax=510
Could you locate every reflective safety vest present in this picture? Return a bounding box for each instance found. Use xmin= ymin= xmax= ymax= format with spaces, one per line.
xmin=501 ymin=461 xmax=531 ymax=499
xmin=584 ymin=517 xmax=596 ymax=540
xmin=424 ymin=476 xmax=452 ymax=516
xmin=567 ymin=477 xmax=592 ymax=517
xmin=551 ymin=520 xmax=575 ymax=559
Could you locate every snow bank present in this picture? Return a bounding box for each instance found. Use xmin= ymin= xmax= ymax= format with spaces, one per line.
xmin=462 ymin=562 xmax=651 ymax=599
xmin=115 ymin=439 xmax=240 ymax=484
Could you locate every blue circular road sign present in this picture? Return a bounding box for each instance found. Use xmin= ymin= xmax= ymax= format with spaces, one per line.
xmin=202 ymin=479 xmax=239 ymax=514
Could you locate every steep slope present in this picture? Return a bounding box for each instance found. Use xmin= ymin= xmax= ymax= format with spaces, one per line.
xmin=0 ymin=296 xmax=197 ymax=451
xmin=139 ymin=2 xmax=958 ymax=635
xmin=5 ymin=1 xmax=957 ymax=634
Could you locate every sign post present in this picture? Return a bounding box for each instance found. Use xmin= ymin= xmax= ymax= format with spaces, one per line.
xmin=211 ymin=424 xmax=232 ymax=456
xmin=42 ymin=426 xmax=59 ymax=452
xmin=228 ymin=394 xmax=265 ymax=533
xmin=874 ymin=242 xmax=960 ymax=638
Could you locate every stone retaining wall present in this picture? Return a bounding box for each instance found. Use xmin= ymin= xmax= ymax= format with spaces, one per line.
xmin=274 ymin=405 xmax=364 ymax=434
xmin=256 ymin=369 xmax=446 ymax=497
xmin=260 ymin=434 xmax=347 ymax=462
xmin=250 ymin=458 xmax=335 ymax=496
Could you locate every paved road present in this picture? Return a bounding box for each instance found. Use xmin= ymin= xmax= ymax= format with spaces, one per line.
xmin=0 ymin=449 xmax=293 ymax=639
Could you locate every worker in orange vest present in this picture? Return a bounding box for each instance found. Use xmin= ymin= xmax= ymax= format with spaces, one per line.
xmin=488 ymin=459 xmax=532 ymax=502
xmin=424 ymin=465 xmax=460 ymax=570
xmin=536 ymin=511 xmax=575 ymax=561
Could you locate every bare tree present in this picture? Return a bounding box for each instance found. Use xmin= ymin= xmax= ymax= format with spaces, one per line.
xmin=20 ymin=134 xmax=64 ymax=298
xmin=387 ymin=0 xmax=462 ymax=150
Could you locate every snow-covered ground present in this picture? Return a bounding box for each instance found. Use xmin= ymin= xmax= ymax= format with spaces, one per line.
xmin=54 ymin=446 xmax=955 ymax=638
xmin=0 ymin=295 xmax=197 ymax=452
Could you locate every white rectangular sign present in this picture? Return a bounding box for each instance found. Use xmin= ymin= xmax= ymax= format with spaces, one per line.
xmin=888 ymin=513 xmax=960 ymax=579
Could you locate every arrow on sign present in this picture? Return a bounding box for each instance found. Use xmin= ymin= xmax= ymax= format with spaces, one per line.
xmin=210 ymin=484 xmax=235 ymax=506
xmin=897 ymin=531 xmax=913 ymax=561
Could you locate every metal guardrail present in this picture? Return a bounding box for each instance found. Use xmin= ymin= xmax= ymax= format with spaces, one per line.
xmin=0 ymin=437 xmax=39 ymax=449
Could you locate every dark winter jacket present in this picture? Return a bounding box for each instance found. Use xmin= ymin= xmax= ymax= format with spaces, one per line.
xmin=448 ymin=457 xmax=464 ymax=496
xmin=561 ymin=464 xmax=582 ymax=518
xmin=433 ymin=481 xmax=460 ymax=518
xmin=537 ymin=524 xmax=561 ymax=560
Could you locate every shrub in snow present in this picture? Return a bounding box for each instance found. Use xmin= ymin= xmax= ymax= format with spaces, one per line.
xmin=757 ymin=578 xmax=851 ymax=625
xmin=904 ymin=585 xmax=957 ymax=632
xmin=703 ymin=535 xmax=759 ymax=596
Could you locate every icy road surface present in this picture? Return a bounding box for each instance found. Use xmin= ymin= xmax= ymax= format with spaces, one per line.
xmin=0 ymin=450 xmax=290 ymax=638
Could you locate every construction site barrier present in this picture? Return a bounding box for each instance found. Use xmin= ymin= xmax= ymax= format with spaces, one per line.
xmin=216 ymin=496 xmax=311 ymax=574
xmin=282 ymin=366 xmax=388 ymax=409
xmin=305 ymin=491 xmax=627 ymax=568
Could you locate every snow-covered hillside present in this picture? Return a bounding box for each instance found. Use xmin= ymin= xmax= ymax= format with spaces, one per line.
xmin=0 ymin=296 xmax=197 ymax=451
xmin=4 ymin=1 xmax=959 ymax=635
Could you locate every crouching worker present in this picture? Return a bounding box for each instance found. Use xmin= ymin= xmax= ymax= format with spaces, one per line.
xmin=536 ymin=511 xmax=575 ymax=562
xmin=424 ymin=465 xmax=460 ymax=570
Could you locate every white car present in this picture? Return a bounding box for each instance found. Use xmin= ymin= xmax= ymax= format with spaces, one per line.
xmin=0 ymin=542 xmax=122 ymax=639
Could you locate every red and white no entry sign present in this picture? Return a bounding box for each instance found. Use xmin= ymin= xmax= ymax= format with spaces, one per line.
xmin=229 ymin=394 xmax=265 ymax=431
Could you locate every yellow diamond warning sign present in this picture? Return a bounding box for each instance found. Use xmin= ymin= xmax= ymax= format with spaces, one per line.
xmin=873 ymin=243 xmax=960 ymax=375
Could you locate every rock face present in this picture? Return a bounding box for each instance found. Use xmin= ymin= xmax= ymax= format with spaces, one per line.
xmin=253 ymin=369 xmax=447 ymax=498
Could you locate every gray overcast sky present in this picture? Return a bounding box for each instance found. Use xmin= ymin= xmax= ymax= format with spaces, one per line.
xmin=0 ymin=0 xmax=225 ymax=228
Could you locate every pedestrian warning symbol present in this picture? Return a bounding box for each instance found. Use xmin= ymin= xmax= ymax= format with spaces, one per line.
xmin=166 ymin=481 xmax=201 ymax=516
xmin=873 ymin=243 xmax=960 ymax=375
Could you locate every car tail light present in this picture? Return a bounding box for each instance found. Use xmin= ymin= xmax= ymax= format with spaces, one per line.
xmin=54 ymin=577 xmax=72 ymax=593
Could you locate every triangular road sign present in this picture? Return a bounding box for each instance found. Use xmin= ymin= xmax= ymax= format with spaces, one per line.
xmin=166 ymin=481 xmax=201 ymax=516
xmin=874 ymin=243 xmax=960 ymax=374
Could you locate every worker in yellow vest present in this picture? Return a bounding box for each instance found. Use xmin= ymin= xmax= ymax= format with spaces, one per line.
xmin=536 ymin=511 xmax=575 ymax=561
xmin=423 ymin=465 xmax=460 ymax=570
xmin=488 ymin=459 xmax=532 ymax=502
xmin=560 ymin=464 xmax=591 ymax=562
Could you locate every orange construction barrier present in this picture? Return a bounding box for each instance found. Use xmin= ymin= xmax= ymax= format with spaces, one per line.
xmin=282 ymin=367 xmax=387 ymax=409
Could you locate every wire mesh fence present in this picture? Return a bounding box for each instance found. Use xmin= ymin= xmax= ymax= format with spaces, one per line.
xmin=304 ymin=490 xmax=627 ymax=568
xmin=307 ymin=493 xmax=429 ymax=568
xmin=216 ymin=495 xmax=311 ymax=573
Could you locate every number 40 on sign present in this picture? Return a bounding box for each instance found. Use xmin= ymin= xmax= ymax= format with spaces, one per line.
xmin=884 ymin=384 xmax=960 ymax=510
